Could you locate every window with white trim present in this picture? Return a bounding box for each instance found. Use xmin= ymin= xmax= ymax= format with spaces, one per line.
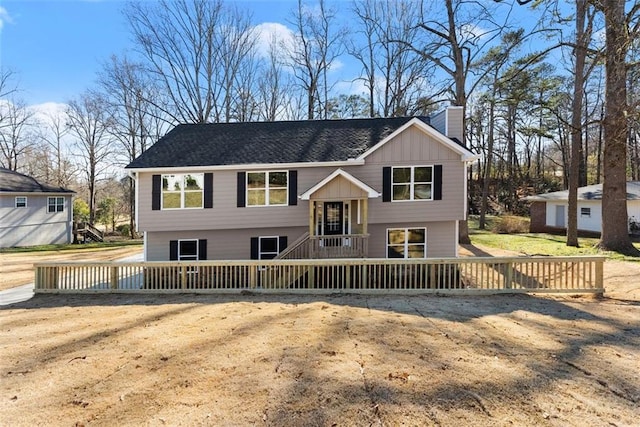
xmin=387 ymin=228 xmax=426 ymax=259
xmin=247 ymin=171 xmax=288 ymax=206
xmin=580 ymin=207 xmax=591 ymax=218
xmin=258 ymin=236 xmax=280 ymax=260
xmin=15 ymin=196 xmax=27 ymax=208
xmin=392 ymin=166 xmax=433 ymax=201
xmin=162 ymin=174 xmax=204 ymax=209
xmin=47 ymin=197 xmax=64 ymax=213
xmin=178 ymin=239 xmax=199 ymax=261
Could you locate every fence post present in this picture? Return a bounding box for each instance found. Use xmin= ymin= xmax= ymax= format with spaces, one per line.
xmin=110 ymin=266 xmax=119 ymax=290
xmin=181 ymin=265 xmax=187 ymax=289
xmin=595 ymin=259 xmax=604 ymax=294
xmin=249 ymin=265 xmax=257 ymax=289
xmin=504 ymin=262 xmax=513 ymax=289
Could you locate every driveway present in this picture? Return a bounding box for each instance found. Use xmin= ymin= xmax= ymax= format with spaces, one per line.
xmin=0 ymin=252 xmax=144 ymax=306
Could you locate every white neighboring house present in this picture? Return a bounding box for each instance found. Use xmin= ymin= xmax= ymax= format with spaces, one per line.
xmin=525 ymin=182 xmax=640 ymax=234
xmin=0 ymin=168 xmax=75 ymax=248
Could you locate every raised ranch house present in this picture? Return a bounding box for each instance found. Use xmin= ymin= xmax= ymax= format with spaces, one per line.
xmin=525 ymin=181 xmax=640 ymax=235
xmin=126 ymin=107 xmax=477 ymax=262
xmin=0 ymin=168 xmax=75 ymax=248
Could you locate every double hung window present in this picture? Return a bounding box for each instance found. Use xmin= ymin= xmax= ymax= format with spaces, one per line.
xmin=177 ymin=239 xmax=199 ymax=261
xmin=580 ymin=207 xmax=591 ymax=217
xmin=258 ymin=237 xmax=280 ymax=260
xmin=162 ymin=174 xmax=204 ymax=209
xmin=247 ymin=171 xmax=288 ymax=206
xmin=387 ymin=228 xmax=427 ymax=259
xmin=47 ymin=197 xmax=64 ymax=213
xmin=15 ymin=197 xmax=27 ymax=208
xmin=392 ymin=166 xmax=433 ymax=201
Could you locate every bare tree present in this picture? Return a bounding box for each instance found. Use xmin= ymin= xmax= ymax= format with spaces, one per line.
xmin=256 ymin=35 xmax=293 ymax=121
xmin=214 ymin=6 xmax=259 ymax=122
xmin=99 ymin=55 xmax=167 ymax=237
xmin=286 ymin=0 xmax=346 ymax=119
xmin=66 ymin=92 xmax=114 ymax=224
xmin=126 ymin=0 xmax=224 ymax=124
xmin=351 ymin=0 xmax=431 ymax=118
xmin=37 ymin=109 xmax=75 ymax=187
xmin=411 ymin=0 xmax=514 ymax=243
xmin=0 ymin=99 xmax=35 ymax=171
xmin=566 ymin=0 xmax=597 ymax=247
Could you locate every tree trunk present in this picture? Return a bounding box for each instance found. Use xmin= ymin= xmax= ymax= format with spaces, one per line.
xmin=567 ymin=0 xmax=587 ymax=248
xmin=596 ymin=0 xmax=640 ymax=255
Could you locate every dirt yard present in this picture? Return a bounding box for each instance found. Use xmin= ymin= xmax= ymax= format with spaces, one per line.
xmin=0 ymin=245 xmax=143 ymax=291
xmin=1 ymin=245 xmax=639 ymax=426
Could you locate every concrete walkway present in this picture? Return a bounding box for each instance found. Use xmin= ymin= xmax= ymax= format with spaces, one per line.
xmin=0 ymin=252 xmax=144 ymax=306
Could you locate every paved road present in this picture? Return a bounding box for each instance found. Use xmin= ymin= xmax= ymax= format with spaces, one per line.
xmin=0 ymin=252 xmax=144 ymax=306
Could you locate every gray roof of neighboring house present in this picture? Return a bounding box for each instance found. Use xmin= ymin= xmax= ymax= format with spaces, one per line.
xmin=0 ymin=168 xmax=75 ymax=193
xmin=524 ymin=182 xmax=640 ymax=202
xmin=126 ymin=116 xmax=470 ymax=169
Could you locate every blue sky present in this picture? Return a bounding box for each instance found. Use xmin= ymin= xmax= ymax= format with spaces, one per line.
xmin=0 ymin=0 xmax=298 ymax=106
xmin=0 ymin=0 xmax=582 ymax=109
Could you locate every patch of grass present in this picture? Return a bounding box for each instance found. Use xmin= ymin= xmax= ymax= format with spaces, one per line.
xmin=470 ymin=230 xmax=640 ymax=262
xmin=0 ymin=240 xmax=142 ymax=254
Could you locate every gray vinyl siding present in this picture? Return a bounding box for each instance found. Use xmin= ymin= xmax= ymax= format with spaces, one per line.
xmin=145 ymin=221 xmax=456 ymax=260
xmin=146 ymin=226 xmax=307 ymax=261
xmin=368 ymin=221 xmax=457 ymax=258
xmin=139 ymin=122 xmax=467 ymax=260
xmin=430 ymin=110 xmax=446 ymax=136
xmin=0 ymin=193 xmax=73 ymax=247
xmin=428 ymin=107 xmax=463 ymax=142
xmin=444 ymin=107 xmax=464 ymax=142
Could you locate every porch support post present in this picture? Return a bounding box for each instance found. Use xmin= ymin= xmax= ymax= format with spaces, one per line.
xmin=309 ymin=201 xmax=315 ymax=237
xmin=362 ymin=199 xmax=368 ymax=235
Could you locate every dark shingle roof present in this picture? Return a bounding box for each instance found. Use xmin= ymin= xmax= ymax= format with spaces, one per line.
xmin=126 ymin=117 xmax=437 ymax=169
xmin=0 ymin=168 xmax=75 ymax=193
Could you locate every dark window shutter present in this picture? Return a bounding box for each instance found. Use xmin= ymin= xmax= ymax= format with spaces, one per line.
xmin=198 ymin=239 xmax=207 ymax=260
xmin=434 ymin=165 xmax=443 ymax=200
xmin=382 ymin=167 xmax=391 ymax=202
xmin=204 ymin=173 xmax=213 ymax=208
xmin=237 ymin=172 xmax=246 ymax=208
xmin=278 ymin=236 xmax=288 ymax=253
xmin=169 ymin=240 xmax=178 ymax=260
xmin=288 ymin=170 xmax=298 ymax=206
xmin=250 ymin=237 xmax=259 ymax=260
xmin=152 ymin=175 xmax=161 ymax=210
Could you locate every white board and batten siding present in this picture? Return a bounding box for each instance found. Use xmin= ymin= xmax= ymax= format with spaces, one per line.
xmin=138 ymin=120 xmax=468 ymax=260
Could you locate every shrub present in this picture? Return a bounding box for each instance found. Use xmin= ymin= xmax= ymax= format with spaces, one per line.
xmin=492 ymin=215 xmax=530 ymax=234
xmin=116 ymin=224 xmax=130 ymax=237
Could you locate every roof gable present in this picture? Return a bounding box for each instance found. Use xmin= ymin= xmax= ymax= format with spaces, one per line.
xmin=356 ymin=118 xmax=477 ymax=162
xmin=300 ymin=169 xmax=380 ymax=200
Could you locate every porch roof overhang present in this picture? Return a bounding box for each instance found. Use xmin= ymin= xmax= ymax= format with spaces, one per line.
xmin=299 ymin=168 xmax=381 ymax=201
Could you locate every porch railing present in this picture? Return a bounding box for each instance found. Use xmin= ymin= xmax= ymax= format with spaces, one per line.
xmin=34 ymin=256 xmax=604 ymax=295
xmin=308 ymin=234 xmax=368 ymax=258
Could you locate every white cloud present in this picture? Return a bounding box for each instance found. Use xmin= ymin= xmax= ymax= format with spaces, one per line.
xmin=0 ymin=7 xmax=12 ymax=32
xmin=29 ymin=102 xmax=69 ymax=125
xmin=458 ymin=23 xmax=490 ymax=41
xmin=253 ymin=22 xmax=295 ymax=59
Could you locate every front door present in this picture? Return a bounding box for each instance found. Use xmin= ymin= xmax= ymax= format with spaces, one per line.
xmin=324 ymin=202 xmax=344 ymax=235
xmin=555 ymin=205 xmax=565 ymax=227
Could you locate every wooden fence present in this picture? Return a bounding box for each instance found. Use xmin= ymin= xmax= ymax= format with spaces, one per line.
xmin=34 ymin=256 xmax=604 ymax=295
